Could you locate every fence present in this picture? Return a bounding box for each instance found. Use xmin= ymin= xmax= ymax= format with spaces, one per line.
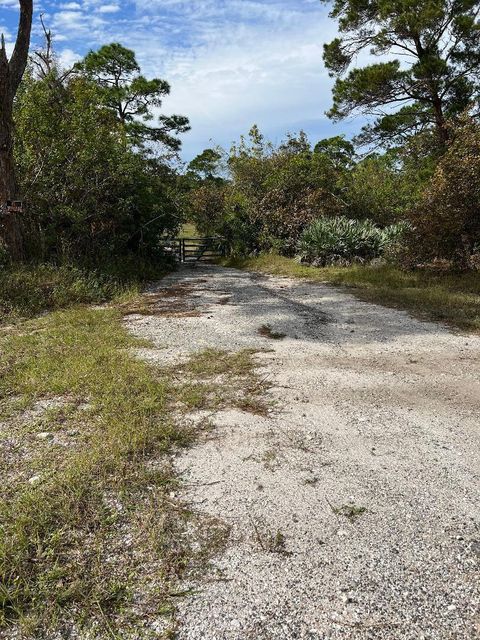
xmin=161 ymin=237 xmax=226 ymax=263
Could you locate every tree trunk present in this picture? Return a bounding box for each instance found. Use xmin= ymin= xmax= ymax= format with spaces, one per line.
xmin=0 ymin=1 xmax=33 ymax=261
xmin=412 ymin=36 xmax=449 ymax=149
xmin=432 ymin=97 xmax=449 ymax=147
xmin=0 ymin=64 xmax=22 ymax=259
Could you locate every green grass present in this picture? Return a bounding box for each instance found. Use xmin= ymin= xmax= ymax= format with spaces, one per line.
xmin=0 ymin=306 xmax=191 ymax=636
xmin=225 ymin=254 xmax=480 ymax=333
xmin=0 ymin=305 xmax=270 ymax=636
xmin=332 ymin=504 xmax=367 ymax=521
xmin=173 ymin=348 xmax=271 ymax=416
xmin=0 ymin=265 xmax=139 ymax=323
xmin=0 ymin=260 xmax=172 ymax=323
xmin=179 ymin=348 xmax=260 ymax=377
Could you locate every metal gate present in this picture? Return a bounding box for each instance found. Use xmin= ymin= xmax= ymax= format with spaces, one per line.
xmin=162 ymin=237 xmax=226 ymax=263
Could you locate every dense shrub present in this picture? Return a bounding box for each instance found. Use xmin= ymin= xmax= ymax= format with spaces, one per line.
xmin=406 ymin=117 xmax=480 ymax=269
xmin=14 ymin=70 xmax=181 ymax=265
xmin=344 ymin=153 xmax=428 ymax=226
xmin=186 ymin=129 xmax=352 ymax=255
xmin=0 ymin=265 xmax=125 ymax=319
xmin=188 ymin=183 xmax=228 ymax=237
xmin=189 ymin=127 xmax=352 ymax=255
xmin=185 ymin=125 xmax=480 ymax=268
xmin=185 ymin=128 xmax=428 ymax=258
xmin=298 ymin=216 xmax=408 ymax=265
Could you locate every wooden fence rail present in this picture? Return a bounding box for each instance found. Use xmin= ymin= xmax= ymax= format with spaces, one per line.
xmin=161 ymin=237 xmax=226 ymax=263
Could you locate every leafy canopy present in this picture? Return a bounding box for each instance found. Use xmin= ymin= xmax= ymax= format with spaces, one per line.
xmin=15 ymin=68 xmax=180 ymax=262
xmin=81 ymin=43 xmax=190 ymax=151
xmin=187 ymin=148 xmax=224 ymax=182
xmin=188 ymin=127 xmax=361 ymax=255
xmin=407 ymin=115 xmax=480 ymax=267
xmin=322 ymin=0 xmax=480 ymax=147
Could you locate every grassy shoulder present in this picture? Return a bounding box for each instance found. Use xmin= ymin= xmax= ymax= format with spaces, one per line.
xmin=0 ymin=306 xmax=186 ymax=637
xmin=224 ymin=254 xmax=480 ymax=333
xmin=0 ymin=260 xmax=172 ymax=323
xmin=0 ymin=277 xmax=268 ymax=637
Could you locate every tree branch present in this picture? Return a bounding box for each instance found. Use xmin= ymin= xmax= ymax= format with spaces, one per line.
xmin=9 ymin=0 xmax=33 ymax=92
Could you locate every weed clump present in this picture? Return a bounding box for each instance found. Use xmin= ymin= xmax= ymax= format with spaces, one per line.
xmin=298 ymin=216 xmax=409 ymax=266
xmin=258 ymin=324 xmax=286 ymax=340
xmin=332 ymin=503 xmax=367 ymax=521
xmin=173 ymin=348 xmax=271 ymax=416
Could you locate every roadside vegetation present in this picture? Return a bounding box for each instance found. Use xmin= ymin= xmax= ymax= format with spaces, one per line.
xmin=185 ymin=117 xmax=480 ymax=333
xmin=186 ymin=117 xmax=480 ymax=275
xmin=298 ymin=216 xmax=408 ymax=266
xmin=0 ymin=264 xmax=134 ymax=321
xmin=0 ymin=305 xmax=181 ymax=636
xmin=0 ymin=300 xmax=267 ymax=637
xmin=179 ymin=2 xmax=480 ymax=334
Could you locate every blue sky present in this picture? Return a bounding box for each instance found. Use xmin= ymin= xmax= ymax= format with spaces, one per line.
xmin=1 ymin=0 xmax=363 ymax=160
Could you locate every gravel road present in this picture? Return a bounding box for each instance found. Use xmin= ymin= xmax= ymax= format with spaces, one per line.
xmin=126 ymin=264 xmax=480 ymax=640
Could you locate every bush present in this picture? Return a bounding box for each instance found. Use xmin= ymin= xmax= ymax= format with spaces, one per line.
xmin=0 ymin=265 xmax=130 ymax=320
xmin=344 ymin=152 xmax=426 ymax=225
xmin=188 ymin=183 xmax=228 ymax=237
xmin=298 ymin=216 xmax=408 ymax=265
xmin=406 ymin=116 xmax=480 ymax=268
xmin=223 ymin=128 xmax=350 ymax=255
xmin=15 ymin=72 xmax=180 ymax=264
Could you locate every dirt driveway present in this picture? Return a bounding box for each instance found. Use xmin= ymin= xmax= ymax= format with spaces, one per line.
xmin=126 ymin=264 xmax=480 ymax=640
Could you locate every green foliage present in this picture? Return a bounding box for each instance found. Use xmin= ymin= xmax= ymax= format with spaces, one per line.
xmin=407 ymin=116 xmax=480 ymax=268
xmin=186 ymin=125 xmax=433 ymax=259
xmin=183 ymin=149 xmax=227 ymax=238
xmin=314 ymin=135 xmax=355 ymax=168
xmin=0 ymin=254 xmax=171 ymax=322
xmin=299 ymin=216 xmax=409 ymax=265
xmin=14 ymin=67 xmax=181 ymax=263
xmin=344 ymin=152 xmax=426 ymax=225
xmin=224 ymin=127 xmax=351 ymax=254
xmin=183 ymin=124 xmax=450 ymax=264
xmin=0 ymin=265 xmax=128 ymax=320
xmin=187 ymin=148 xmax=224 ymax=182
xmin=188 ymin=182 xmax=228 ymax=237
xmin=322 ymin=0 xmax=480 ymax=147
xmin=81 ymin=43 xmax=190 ymax=151
xmin=185 ymin=127 xmax=431 ymax=258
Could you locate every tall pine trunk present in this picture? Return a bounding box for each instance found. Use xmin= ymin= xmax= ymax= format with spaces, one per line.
xmin=0 ymin=52 xmax=21 ymax=259
xmin=0 ymin=2 xmax=33 ymax=261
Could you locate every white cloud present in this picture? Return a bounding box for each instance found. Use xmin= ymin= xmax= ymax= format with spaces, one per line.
xmin=0 ymin=24 xmax=13 ymax=41
xmin=58 ymin=47 xmax=82 ymax=69
xmin=136 ymin=4 xmax=344 ymax=158
xmin=52 ymin=8 xmax=108 ymax=41
xmin=96 ymin=4 xmax=121 ymax=14
xmin=53 ymin=10 xmax=87 ymax=32
xmin=50 ymin=0 xmax=359 ymax=158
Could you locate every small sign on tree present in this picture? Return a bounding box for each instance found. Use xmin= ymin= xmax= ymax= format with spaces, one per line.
xmin=6 ymin=200 xmax=23 ymax=214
